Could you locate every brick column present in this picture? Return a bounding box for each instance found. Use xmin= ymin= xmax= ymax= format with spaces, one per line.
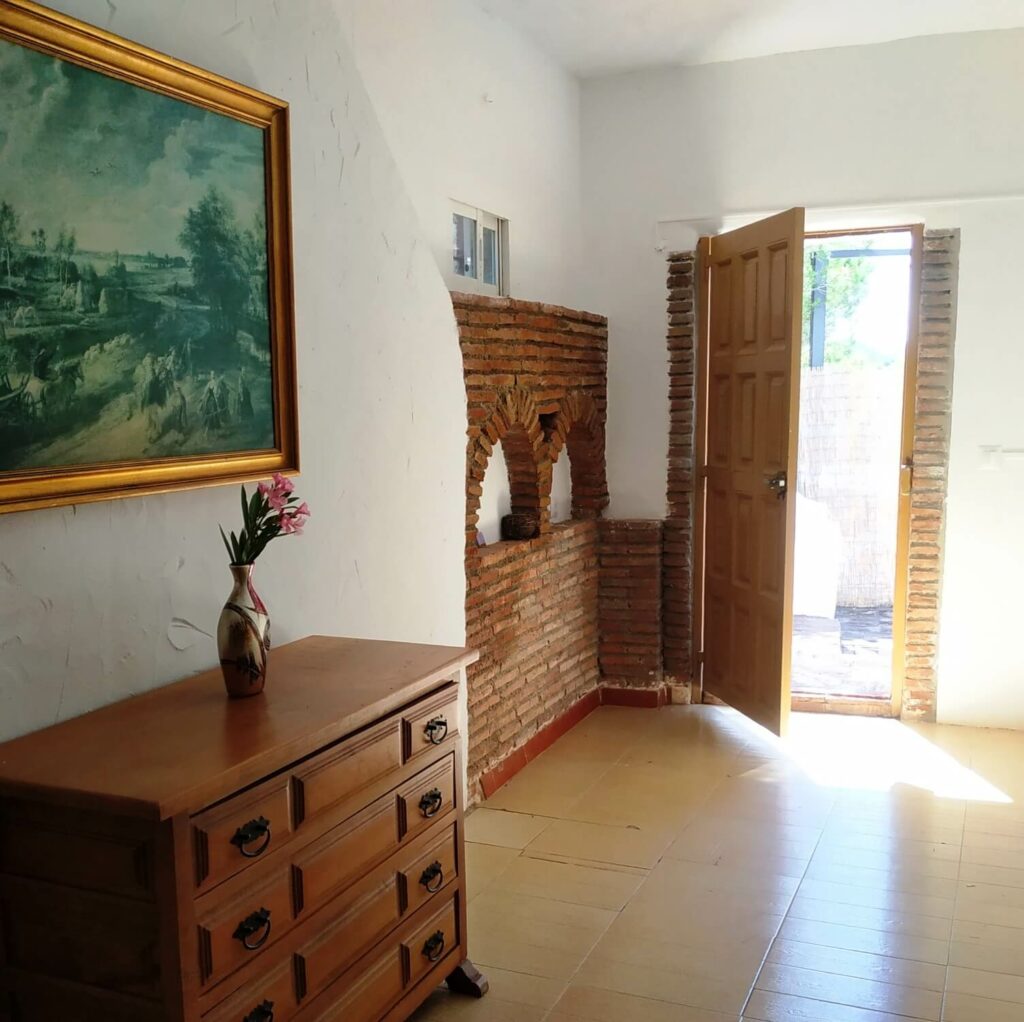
xmin=664 ymin=252 xmax=697 ymax=680
xmin=903 ymin=229 xmax=960 ymax=721
xmin=598 ymin=520 xmax=664 ymax=691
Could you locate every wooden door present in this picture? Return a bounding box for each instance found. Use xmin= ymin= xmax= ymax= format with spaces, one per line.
xmin=699 ymin=208 xmax=805 ymax=735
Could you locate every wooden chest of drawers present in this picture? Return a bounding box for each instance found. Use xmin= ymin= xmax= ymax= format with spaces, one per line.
xmin=0 ymin=636 xmax=485 ymax=1021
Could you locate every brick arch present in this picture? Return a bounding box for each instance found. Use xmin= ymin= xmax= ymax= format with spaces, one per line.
xmin=547 ymin=392 xmax=608 ymax=520
xmin=467 ymin=387 xmax=548 ymax=548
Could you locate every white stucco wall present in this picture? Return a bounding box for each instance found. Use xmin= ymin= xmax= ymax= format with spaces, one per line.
xmin=581 ymin=29 xmax=1024 ymax=727
xmin=0 ymin=0 xmax=476 ymax=742
xmin=346 ymin=0 xmax=584 ymax=307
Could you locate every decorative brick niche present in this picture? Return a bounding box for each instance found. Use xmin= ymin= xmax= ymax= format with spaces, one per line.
xmin=453 ymin=293 xmax=609 ymax=797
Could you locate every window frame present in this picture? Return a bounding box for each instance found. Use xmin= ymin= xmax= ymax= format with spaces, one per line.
xmin=449 ymin=199 xmax=509 ymax=296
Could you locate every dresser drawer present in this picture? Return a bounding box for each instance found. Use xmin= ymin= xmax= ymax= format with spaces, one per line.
xmin=192 ymin=776 xmax=293 ymax=894
xmin=401 ymin=896 xmax=459 ymax=989
xmin=197 ymin=866 xmax=294 ymax=988
xmin=292 ymin=717 xmax=403 ymax=830
xmin=402 ymin=686 xmax=458 ymax=765
xmin=204 ymin=956 xmax=300 ymax=1022
xmin=308 ymin=941 xmax=406 ymax=1022
xmin=397 ymin=755 xmax=456 ymax=844
xmin=294 ymin=871 xmax=402 ymax=1004
xmin=292 ymin=790 xmax=399 ymax=916
xmin=400 ymin=823 xmax=458 ymax=917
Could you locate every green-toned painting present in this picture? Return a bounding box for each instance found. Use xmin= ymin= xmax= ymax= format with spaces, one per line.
xmin=0 ymin=1 xmax=297 ymax=514
xmin=0 ymin=38 xmax=273 ymax=469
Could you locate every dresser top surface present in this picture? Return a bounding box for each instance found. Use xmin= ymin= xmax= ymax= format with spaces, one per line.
xmin=0 ymin=635 xmax=477 ymax=820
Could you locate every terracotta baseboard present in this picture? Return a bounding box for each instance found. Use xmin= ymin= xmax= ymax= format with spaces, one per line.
xmin=478 ymin=683 xmax=670 ymax=799
xmin=478 ymin=688 xmax=601 ymax=799
xmin=601 ymin=685 xmax=670 ymax=708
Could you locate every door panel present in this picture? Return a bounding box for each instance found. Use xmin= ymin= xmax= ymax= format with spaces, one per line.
xmin=700 ymin=208 xmax=805 ymax=735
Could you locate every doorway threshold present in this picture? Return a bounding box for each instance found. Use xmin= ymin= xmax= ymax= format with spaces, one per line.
xmin=791 ymin=693 xmax=895 ymax=718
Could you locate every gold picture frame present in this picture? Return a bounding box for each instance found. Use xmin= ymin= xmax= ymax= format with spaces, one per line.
xmin=0 ymin=0 xmax=298 ymax=514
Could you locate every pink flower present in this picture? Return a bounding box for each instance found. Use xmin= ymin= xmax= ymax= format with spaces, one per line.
xmin=271 ymin=472 xmax=295 ymax=496
xmin=278 ymin=501 xmax=310 ymax=536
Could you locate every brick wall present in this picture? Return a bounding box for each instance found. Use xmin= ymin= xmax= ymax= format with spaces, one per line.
xmin=453 ymin=292 xmax=609 ymax=795
xmin=466 ymin=521 xmax=600 ymax=785
xmin=664 ymin=252 xmax=697 ymax=680
xmin=903 ymin=229 xmax=960 ymax=721
xmin=598 ymin=520 xmax=664 ymax=689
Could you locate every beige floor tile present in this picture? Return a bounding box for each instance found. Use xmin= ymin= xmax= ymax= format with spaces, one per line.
xmin=809 ymin=843 xmax=960 ymax=880
xmin=485 ymin=760 xmax=616 ymax=817
xmin=489 ymin=851 xmax=646 ymax=910
xmin=777 ymin=916 xmax=949 ymax=965
xmin=952 ymin=917 xmax=1024 ymax=951
xmin=553 ymin=984 xmax=738 ymax=1022
xmin=755 ymin=962 xmax=942 ymax=1020
xmin=573 ymin=952 xmax=753 ymax=1014
xmin=744 ymin=987 xmax=931 ymax=1021
xmin=962 ymin=843 xmax=1024 ymax=871
xmin=958 ymin=860 xmax=1024 ymax=889
xmin=942 ymin=991 xmax=1024 ymax=1021
xmin=464 ymin=841 xmax=519 ymax=901
xmin=409 ymin=990 xmax=548 ymax=1022
xmin=796 ymin=877 xmax=955 ymax=919
xmin=644 ymin=857 xmax=802 ymax=899
xmin=786 ymin=895 xmax=952 ymax=941
xmin=946 ymin=965 xmax=1024 ymax=1004
xmin=609 ymin=899 xmax=784 ymax=953
xmin=948 ymin=939 xmax=1024 ymax=977
xmin=524 ymin=817 xmax=676 ymax=869
xmin=588 ymin=924 xmax=766 ymax=981
xmin=803 ymin=859 xmax=959 ymax=899
xmin=464 ymin=808 xmax=553 ymax=849
xmin=397 ymin=708 xmax=1024 ymax=1022
xmin=767 ymin=939 xmax=946 ymax=991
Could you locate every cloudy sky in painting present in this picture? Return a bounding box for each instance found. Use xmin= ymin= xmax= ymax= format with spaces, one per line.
xmin=0 ymin=39 xmax=266 ymax=257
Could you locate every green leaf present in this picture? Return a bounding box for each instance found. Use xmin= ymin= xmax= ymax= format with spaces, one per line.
xmin=219 ymin=525 xmax=233 ymax=561
xmin=249 ymin=488 xmax=263 ymax=529
xmin=240 ymin=484 xmax=250 ymax=532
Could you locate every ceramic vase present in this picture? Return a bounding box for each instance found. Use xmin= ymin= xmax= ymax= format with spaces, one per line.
xmin=217 ymin=563 xmax=271 ymax=698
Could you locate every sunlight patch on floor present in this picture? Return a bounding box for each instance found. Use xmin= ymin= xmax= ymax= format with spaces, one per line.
xmin=784 ymin=713 xmax=1012 ymax=802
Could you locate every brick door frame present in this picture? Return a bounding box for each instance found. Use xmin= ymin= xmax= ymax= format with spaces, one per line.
xmin=670 ymin=226 xmax=960 ymax=723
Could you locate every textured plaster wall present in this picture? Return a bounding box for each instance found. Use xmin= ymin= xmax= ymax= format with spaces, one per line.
xmin=0 ymin=0 xmax=469 ymax=742
xmin=346 ymin=0 xmax=584 ymax=307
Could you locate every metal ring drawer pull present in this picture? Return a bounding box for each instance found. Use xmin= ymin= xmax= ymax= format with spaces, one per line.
xmin=233 ymin=907 xmax=272 ymax=951
xmin=243 ymin=1000 xmax=275 ymax=1022
xmin=230 ymin=815 xmax=272 ymax=858
xmin=418 ymin=788 xmax=444 ymax=818
xmin=423 ymin=930 xmax=446 ymax=962
xmin=424 ymin=716 xmax=448 ymax=745
xmin=419 ymin=860 xmax=444 ymax=893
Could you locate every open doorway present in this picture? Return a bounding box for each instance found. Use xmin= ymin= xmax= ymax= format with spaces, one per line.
xmin=790 ymin=227 xmax=921 ymax=715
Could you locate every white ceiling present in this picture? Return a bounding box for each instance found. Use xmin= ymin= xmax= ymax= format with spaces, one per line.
xmin=471 ymin=0 xmax=1024 ymax=77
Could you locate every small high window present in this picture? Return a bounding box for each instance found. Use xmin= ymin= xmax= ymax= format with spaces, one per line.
xmin=451 ymin=201 xmax=508 ymax=296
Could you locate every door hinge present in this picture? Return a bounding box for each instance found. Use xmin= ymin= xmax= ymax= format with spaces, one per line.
xmin=900 ymin=460 xmax=913 ymax=496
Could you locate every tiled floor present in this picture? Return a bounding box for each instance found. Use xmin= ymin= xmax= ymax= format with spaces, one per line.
xmin=410 ymin=704 xmax=1024 ymax=1021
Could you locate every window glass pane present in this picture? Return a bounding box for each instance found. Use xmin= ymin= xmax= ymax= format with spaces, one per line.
xmin=452 ymin=213 xmax=477 ymax=278
xmin=482 ymin=226 xmax=498 ymax=286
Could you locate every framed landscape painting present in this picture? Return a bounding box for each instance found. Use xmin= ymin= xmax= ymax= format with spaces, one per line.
xmin=0 ymin=0 xmax=297 ymax=514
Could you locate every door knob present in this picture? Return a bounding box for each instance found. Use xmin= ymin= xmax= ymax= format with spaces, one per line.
xmin=765 ymin=471 xmax=787 ymax=498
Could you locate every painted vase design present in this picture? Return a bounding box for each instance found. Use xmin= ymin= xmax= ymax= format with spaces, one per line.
xmin=217 ymin=563 xmax=271 ymax=697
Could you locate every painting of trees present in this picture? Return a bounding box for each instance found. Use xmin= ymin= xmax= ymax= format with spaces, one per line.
xmin=179 ymin=187 xmax=250 ymax=338
xmin=0 ymin=201 xmax=19 ymax=284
